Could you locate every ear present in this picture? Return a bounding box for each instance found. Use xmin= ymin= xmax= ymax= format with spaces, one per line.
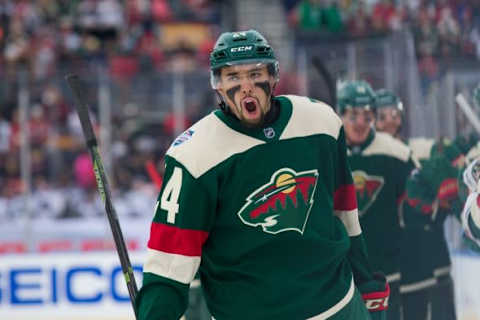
xmin=270 ymin=77 xmax=277 ymax=94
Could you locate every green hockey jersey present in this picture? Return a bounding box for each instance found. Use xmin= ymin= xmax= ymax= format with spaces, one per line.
xmin=136 ymin=95 xmax=374 ymax=320
xmin=347 ymin=131 xmax=416 ymax=280
xmin=401 ymin=137 xmax=460 ymax=292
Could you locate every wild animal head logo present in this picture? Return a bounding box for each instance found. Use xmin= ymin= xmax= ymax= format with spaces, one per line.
xmin=237 ymin=168 xmax=318 ymax=234
xmin=352 ymin=170 xmax=384 ymax=216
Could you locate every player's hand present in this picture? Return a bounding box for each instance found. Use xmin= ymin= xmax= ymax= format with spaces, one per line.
xmin=358 ymin=272 xmax=389 ymax=319
xmin=463 ymin=158 xmax=480 ymax=193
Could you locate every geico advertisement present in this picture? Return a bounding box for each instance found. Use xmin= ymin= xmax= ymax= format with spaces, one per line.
xmin=0 ymin=252 xmax=144 ymax=320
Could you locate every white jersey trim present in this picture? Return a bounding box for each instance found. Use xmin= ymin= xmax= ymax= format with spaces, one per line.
xmin=363 ymin=132 xmax=412 ymax=162
xmin=335 ymin=209 xmax=362 ymax=236
xmin=143 ymin=248 xmax=200 ymax=284
xmin=408 ymin=137 xmax=435 ymax=161
xmin=399 ymin=277 xmax=437 ymax=293
xmin=167 ymin=114 xmax=264 ymax=178
xmin=433 ymin=266 xmax=451 ymax=277
xmin=470 ymin=193 xmax=480 ymax=227
xmin=386 ymin=272 xmax=401 ymax=283
xmin=308 ymin=277 xmax=355 ymax=320
xmin=462 ymin=192 xmax=480 ymax=247
xmin=279 ymin=95 xmax=342 ymax=141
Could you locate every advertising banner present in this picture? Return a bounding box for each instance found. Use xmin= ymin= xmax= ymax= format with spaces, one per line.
xmin=0 ymin=252 xmax=144 ymax=320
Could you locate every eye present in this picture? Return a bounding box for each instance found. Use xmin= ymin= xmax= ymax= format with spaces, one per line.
xmin=228 ymin=75 xmax=239 ymax=81
xmin=250 ymin=71 xmax=261 ymax=78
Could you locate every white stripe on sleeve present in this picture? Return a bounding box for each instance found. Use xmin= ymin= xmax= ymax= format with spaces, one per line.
xmin=334 ymin=209 xmax=362 ymax=236
xmin=143 ymin=248 xmax=201 ymax=284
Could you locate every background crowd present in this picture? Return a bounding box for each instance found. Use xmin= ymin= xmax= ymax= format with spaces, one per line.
xmin=1 ymin=0 xmax=480 ymax=223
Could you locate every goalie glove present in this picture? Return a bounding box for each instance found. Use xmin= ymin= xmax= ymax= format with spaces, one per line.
xmin=358 ymin=272 xmax=390 ymax=318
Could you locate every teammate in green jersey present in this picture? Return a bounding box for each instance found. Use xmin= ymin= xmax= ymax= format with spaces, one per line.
xmin=402 ymin=137 xmax=464 ymax=320
xmin=374 ymin=89 xmax=404 ymax=139
xmin=338 ymin=80 xmax=418 ymax=320
xmin=136 ymin=30 xmax=389 ymax=320
xmin=374 ymin=88 xmax=436 ymax=320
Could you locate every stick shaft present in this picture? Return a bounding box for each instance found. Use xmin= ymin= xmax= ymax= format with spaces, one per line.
xmin=66 ymin=74 xmax=139 ymax=318
xmin=456 ymin=93 xmax=480 ymax=134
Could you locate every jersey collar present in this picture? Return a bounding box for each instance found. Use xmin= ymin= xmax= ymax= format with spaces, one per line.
xmin=348 ymin=129 xmax=376 ymax=154
xmin=214 ymin=96 xmax=293 ymax=142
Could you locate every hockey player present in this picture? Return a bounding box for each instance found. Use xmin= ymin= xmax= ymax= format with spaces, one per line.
xmin=374 ymin=89 xmax=404 ymax=139
xmin=136 ymin=30 xmax=389 ymax=320
xmin=372 ymin=88 xmax=435 ymax=320
xmin=401 ymin=138 xmax=464 ymax=320
xmin=338 ymin=80 xmax=417 ymax=320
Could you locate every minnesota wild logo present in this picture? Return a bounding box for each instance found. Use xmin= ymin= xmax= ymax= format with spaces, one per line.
xmin=237 ymin=168 xmax=318 ymax=234
xmin=352 ymin=170 xmax=385 ymax=216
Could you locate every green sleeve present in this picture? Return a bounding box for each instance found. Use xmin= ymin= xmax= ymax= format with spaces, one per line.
xmin=136 ymin=156 xmax=216 ymax=320
xmin=333 ymin=127 xmax=374 ymax=285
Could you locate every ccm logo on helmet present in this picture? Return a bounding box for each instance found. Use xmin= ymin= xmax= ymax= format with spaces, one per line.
xmin=231 ymin=46 xmax=253 ymax=52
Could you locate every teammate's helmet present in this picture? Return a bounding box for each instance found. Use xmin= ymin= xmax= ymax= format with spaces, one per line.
xmin=375 ymin=89 xmax=403 ymax=112
xmin=209 ymin=30 xmax=279 ymax=89
xmin=473 ymin=84 xmax=480 ymax=109
xmin=336 ymin=80 xmax=376 ymax=114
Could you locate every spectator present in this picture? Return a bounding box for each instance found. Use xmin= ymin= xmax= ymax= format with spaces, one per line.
xmin=73 ymin=151 xmax=96 ymax=190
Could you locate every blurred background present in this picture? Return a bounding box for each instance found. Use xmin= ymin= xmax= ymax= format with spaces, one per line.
xmin=0 ymin=0 xmax=480 ymax=319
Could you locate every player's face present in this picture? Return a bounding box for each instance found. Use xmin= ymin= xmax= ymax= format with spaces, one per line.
xmin=375 ymin=107 xmax=402 ymax=136
xmin=217 ymin=63 xmax=275 ymax=127
xmin=342 ymin=108 xmax=375 ymax=145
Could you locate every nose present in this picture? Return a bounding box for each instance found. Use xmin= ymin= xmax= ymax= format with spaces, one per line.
xmin=240 ymin=78 xmax=255 ymax=94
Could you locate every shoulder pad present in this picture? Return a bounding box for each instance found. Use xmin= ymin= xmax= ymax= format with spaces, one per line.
xmin=363 ymin=132 xmax=412 ymax=162
xmin=408 ymin=137 xmax=435 ymax=161
xmin=166 ymin=113 xmax=264 ymax=178
xmin=279 ymin=95 xmax=342 ymax=140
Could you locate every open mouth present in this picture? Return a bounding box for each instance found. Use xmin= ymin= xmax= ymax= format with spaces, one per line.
xmin=242 ymin=97 xmax=258 ymax=114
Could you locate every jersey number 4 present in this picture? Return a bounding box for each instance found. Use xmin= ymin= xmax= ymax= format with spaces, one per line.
xmin=160 ymin=167 xmax=183 ymax=223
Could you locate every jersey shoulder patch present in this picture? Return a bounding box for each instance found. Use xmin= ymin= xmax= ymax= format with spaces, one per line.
xmin=166 ymin=113 xmax=264 ymax=178
xmin=363 ymin=132 xmax=412 ymax=162
xmin=279 ymin=95 xmax=342 ymax=140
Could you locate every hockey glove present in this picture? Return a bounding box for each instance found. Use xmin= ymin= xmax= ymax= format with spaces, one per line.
xmin=358 ymin=272 xmax=389 ymax=320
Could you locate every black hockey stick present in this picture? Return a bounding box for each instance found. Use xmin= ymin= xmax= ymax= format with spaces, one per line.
xmin=66 ymin=74 xmax=139 ymax=318
xmin=312 ymin=56 xmax=336 ymax=109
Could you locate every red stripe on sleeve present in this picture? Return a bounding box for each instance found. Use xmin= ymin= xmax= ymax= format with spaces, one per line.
xmin=334 ymin=184 xmax=357 ymax=211
xmin=148 ymin=222 xmax=209 ymax=257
